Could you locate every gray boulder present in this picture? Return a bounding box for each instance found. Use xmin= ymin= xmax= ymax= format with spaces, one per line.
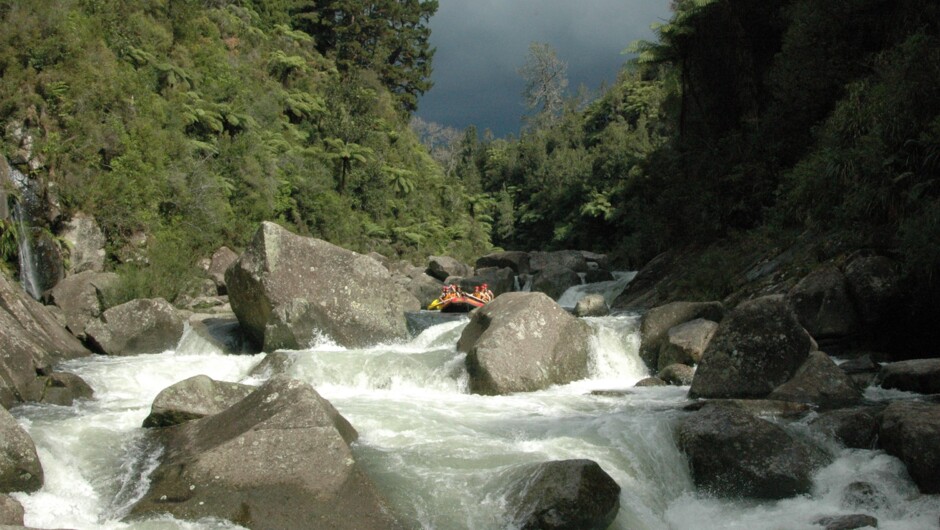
xmin=60 ymin=212 xmax=106 ymax=274
xmin=208 ymin=246 xmax=239 ymax=295
xmin=531 ymin=265 xmax=581 ymax=300
xmin=813 ymin=514 xmax=879 ymax=530
xmin=657 ymin=318 xmax=718 ymax=370
xmin=457 ymin=292 xmax=593 ymax=395
xmin=0 ymin=406 xmax=43 ymax=493
xmin=768 ymin=351 xmax=862 ymax=409
xmin=639 ymin=301 xmax=724 ymax=370
xmin=689 ymin=296 xmax=813 ymax=399
xmin=786 ymin=266 xmax=858 ymax=339
xmin=32 ymin=372 xmax=94 ymax=406
xmin=426 ymin=255 xmax=472 ymax=282
xmin=658 ymin=363 xmax=695 ymax=386
xmin=574 ymin=294 xmax=608 ymax=317
xmin=675 ymin=404 xmax=828 ymax=499
xmin=130 ymin=376 xmax=400 ymax=529
xmin=85 ymin=298 xmax=184 ymax=355
xmin=529 ymin=250 xmax=588 ymax=274
xmin=249 ymin=351 xmax=295 ymax=378
xmin=0 ymin=273 xmax=89 ymax=407
xmin=878 ymin=401 xmax=940 ymax=493
xmin=42 ymin=271 xmax=118 ymax=340
xmin=843 ymin=255 xmax=901 ymax=325
xmin=0 ymin=494 xmax=24 ymax=525
xmin=143 ymin=375 xmax=255 ymax=428
xmin=874 ymin=358 xmax=940 ymax=395
xmin=634 ymin=377 xmax=667 ymax=387
xmin=226 ymin=222 xmax=419 ymax=351
xmin=395 ymin=271 xmax=443 ymax=309
xmin=501 ymin=459 xmax=620 ymax=530
xmin=475 ymin=251 xmax=530 ymax=275
xmin=810 ymin=406 xmax=882 ymax=449
xmin=683 ymin=399 xmax=812 ymax=418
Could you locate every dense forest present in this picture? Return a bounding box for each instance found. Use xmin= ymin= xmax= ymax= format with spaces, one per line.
xmin=1 ymin=0 xmax=939 ymax=306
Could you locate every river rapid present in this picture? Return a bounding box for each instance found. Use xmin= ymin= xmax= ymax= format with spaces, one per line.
xmin=9 ymin=313 xmax=940 ymax=529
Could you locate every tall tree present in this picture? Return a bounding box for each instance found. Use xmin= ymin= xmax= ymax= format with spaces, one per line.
xmin=518 ymin=42 xmax=568 ymax=127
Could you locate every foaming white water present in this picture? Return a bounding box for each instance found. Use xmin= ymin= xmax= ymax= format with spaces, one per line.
xmin=9 ymin=314 xmax=940 ymax=529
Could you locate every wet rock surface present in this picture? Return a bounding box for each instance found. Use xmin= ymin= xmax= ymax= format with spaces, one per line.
xmin=878 ymin=401 xmax=940 ymax=493
xmin=143 ymin=375 xmax=255 ymax=428
xmin=85 ymin=298 xmax=184 ymax=355
xmin=0 ymin=406 xmax=43 ymax=494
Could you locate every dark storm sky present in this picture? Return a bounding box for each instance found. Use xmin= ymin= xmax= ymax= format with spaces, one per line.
xmin=415 ymin=0 xmax=673 ymax=137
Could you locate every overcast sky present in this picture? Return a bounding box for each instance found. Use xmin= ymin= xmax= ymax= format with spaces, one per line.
xmin=415 ymin=0 xmax=673 ymax=137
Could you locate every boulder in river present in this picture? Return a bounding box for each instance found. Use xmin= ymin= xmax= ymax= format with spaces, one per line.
xmin=657 ymin=363 xmax=695 ymax=386
xmin=529 ymin=250 xmax=589 ymax=274
xmin=475 ymin=250 xmax=530 ymax=275
xmin=130 ymin=375 xmax=400 ymax=529
xmin=786 ymin=266 xmax=858 ymax=340
xmin=226 ymin=221 xmax=419 ymax=351
xmin=574 ymin=293 xmax=609 ymax=317
xmin=878 ymin=401 xmax=940 ymax=494
xmin=32 ymin=372 xmax=94 ymax=406
xmin=675 ymin=404 xmax=828 ymax=499
xmin=500 ymin=459 xmax=620 ymax=530
xmin=457 ymin=292 xmax=593 ymax=395
xmin=531 ymin=264 xmax=581 ymax=300
xmin=809 ymin=406 xmax=883 ymax=449
xmin=0 ymin=406 xmax=43 ymax=494
xmin=657 ymin=318 xmax=718 ymax=370
xmin=639 ymin=301 xmax=725 ymax=371
xmin=426 ymin=255 xmax=472 ymax=282
xmin=874 ymin=358 xmax=940 ymax=395
xmin=84 ymin=298 xmax=184 ymax=355
xmin=767 ymin=351 xmax=862 ymax=409
xmin=0 ymin=493 xmax=24 ymax=525
xmin=689 ymin=295 xmax=813 ymax=399
xmin=812 ymin=514 xmax=879 ymax=530
xmin=143 ymin=375 xmax=255 ymax=428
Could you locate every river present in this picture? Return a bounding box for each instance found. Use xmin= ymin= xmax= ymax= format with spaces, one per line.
xmin=9 ymin=313 xmax=940 ymax=529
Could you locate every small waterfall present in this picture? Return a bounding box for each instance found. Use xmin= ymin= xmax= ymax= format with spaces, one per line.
xmin=557 ymin=271 xmax=637 ymax=309
xmin=513 ymin=274 xmax=532 ymax=292
xmin=8 ymin=166 xmax=42 ymax=299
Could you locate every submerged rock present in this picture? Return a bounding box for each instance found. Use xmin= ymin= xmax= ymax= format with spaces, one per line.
xmin=812 ymin=514 xmax=879 ymax=530
xmin=500 ymin=459 xmax=620 ymax=530
xmin=675 ymin=404 xmax=828 ymax=499
xmin=0 ymin=406 xmax=43 ymax=493
xmin=878 ymin=401 xmax=940 ymax=494
xmin=226 ymin=222 xmax=418 ymax=351
xmin=84 ymin=298 xmax=184 ymax=355
xmin=131 ymin=376 xmax=400 ymax=529
xmin=457 ymin=292 xmax=592 ymax=395
xmin=689 ymin=296 xmax=813 ymax=399
xmin=143 ymin=375 xmax=255 ymax=428
xmin=248 ymin=351 xmax=295 ymax=378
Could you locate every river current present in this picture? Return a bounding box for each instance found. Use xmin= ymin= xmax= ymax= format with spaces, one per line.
xmin=9 ymin=312 xmax=940 ymax=529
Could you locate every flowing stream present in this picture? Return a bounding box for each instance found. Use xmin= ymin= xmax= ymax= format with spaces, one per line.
xmin=9 ymin=315 xmax=940 ymax=529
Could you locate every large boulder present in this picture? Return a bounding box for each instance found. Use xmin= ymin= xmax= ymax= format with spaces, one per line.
xmin=457 ymin=292 xmax=593 ymax=395
xmin=59 ymin=212 xmax=106 ymax=274
xmin=878 ymin=401 xmax=940 ymax=494
xmin=475 ymin=251 xmax=530 ymax=275
xmin=657 ymin=318 xmax=718 ymax=370
xmin=42 ymin=271 xmax=118 ymax=341
xmin=426 ymin=255 xmax=472 ymax=282
xmin=874 ymin=358 xmax=940 ymax=395
xmin=639 ymin=301 xmax=725 ymax=371
xmin=531 ymin=265 xmax=581 ymax=300
xmin=207 ymin=246 xmax=239 ymax=295
xmin=130 ymin=376 xmax=400 ymax=529
xmin=394 ymin=270 xmax=443 ymax=309
xmin=0 ymin=406 xmax=43 ymax=493
xmin=843 ymin=255 xmax=901 ymax=325
xmin=689 ymin=296 xmax=813 ymax=399
xmin=657 ymin=363 xmax=695 ymax=386
xmin=31 ymin=372 xmax=94 ymax=406
xmin=143 ymin=375 xmax=256 ymax=428
xmin=767 ymin=351 xmax=863 ymax=409
xmin=84 ymin=298 xmax=184 ymax=355
xmin=786 ymin=266 xmax=858 ymax=340
xmin=0 ymin=273 xmax=89 ymax=407
xmin=226 ymin=222 xmax=419 ymax=351
xmin=500 ymin=459 xmax=620 ymax=530
xmin=529 ymin=250 xmax=588 ymax=274
xmin=675 ymin=404 xmax=828 ymax=499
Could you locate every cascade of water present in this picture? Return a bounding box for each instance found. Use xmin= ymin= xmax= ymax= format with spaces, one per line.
xmin=556 ymin=270 xmax=637 ymax=309
xmin=8 ymin=166 xmax=41 ymax=299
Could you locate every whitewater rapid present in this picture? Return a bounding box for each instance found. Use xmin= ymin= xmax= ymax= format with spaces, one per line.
xmin=9 ymin=315 xmax=940 ymax=529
